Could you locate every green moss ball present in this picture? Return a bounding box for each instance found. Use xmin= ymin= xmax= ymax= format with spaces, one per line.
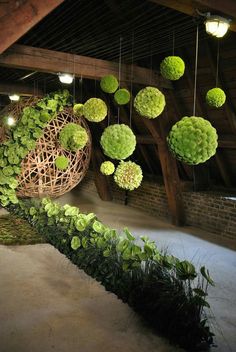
xmin=206 ymin=88 xmax=226 ymax=108
xmin=100 ymin=75 xmax=119 ymax=93
xmin=83 ymin=98 xmax=107 ymax=122
xmin=160 ymin=56 xmax=185 ymax=80
xmin=59 ymin=123 xmax=88 ymax=152
xmin=167 ymin=116 xmax=218 ymax=165
xmin=134 ymin=86 xmax=166 ymax=119
xmin=100 ymin=124 xmax=136 ymax=160
xmin=55 ymin=156 xmax=69 ymax=170
xmin=114 ymin=88 xmax=130 ymax=105
xmin=114 ymin=161 xmax=143 ymax=191
xmin=73 ymin=103 xmax=84 ymax=117
xmin=100 ymin=161 xmax=115 ymax=175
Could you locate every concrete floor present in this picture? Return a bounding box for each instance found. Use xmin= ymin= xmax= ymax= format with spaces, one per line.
xmin=0 ymin=189 xmax=235 ymax=352
xmin=60 ymin=190 xmax=236 ymax=352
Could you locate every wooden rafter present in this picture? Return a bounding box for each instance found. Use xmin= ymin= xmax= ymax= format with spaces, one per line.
xmin=214 ymin=152 xmax=232 ymax=187
xmin=0 ymin=81 xmax=43 ymax=97
xmin=92 ymin=147 xmax=113 ymax=201
xmin=0 ymin=0 xmax=65 ymax=54
xmin=0 ymin=44 xmax=171 ymax=88
xmin=142 ymin=115 xmax=185 ymax=226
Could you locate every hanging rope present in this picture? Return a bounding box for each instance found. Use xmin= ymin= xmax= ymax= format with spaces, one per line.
xmin=118 ymin=36 xmax=123 ymax=124
xmin=172 ymin=28 xmax=175 ymax=55
xmin=193 ymin=25 xmax=199 ymax=116
xmin=216 ymin=40 xmax=220 ymax=87
xmin=79 ymin=74 xmax=83 ymax=102
xmin=129 ymin=32 xmax=134 ymax=129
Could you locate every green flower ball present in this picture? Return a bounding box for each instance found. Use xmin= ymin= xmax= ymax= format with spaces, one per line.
xmin=134 ymin=86 xmax=166 ymax=119
xmin=160 ymin=56 xmax=185 ymax=80
xmin=114 ymin=88 xmax=130 ymax=105
xmin=83 ymin=98 xmax=107 ymax=122
xmin=55 ymin=156 xmax=69 ymax=170
xmin=114 ymin=161 xmax=143 ymax=191
xmin=100 ymin=75 xmax=119 ymax=93
xmin=73 ymin=103 xmax=84 ymax=117
xmin=100 ymin=161 xmax=115 ymax=175
xmin=59 ymin=123 xmax=88 ymax=152
xmin=167 ymin=116 xmax=218 ymax=165
xmin=100 ymin=124 xmax=136 ymax=160
xmin=206 ymin=88 xmax=226 ymax=108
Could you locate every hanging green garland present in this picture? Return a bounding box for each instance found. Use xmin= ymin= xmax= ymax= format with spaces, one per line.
xmin=114 ymin=88 xmax=130 ymax=105
xmin=83 ymin=98 xmax=107 ymax=122
xmin=100 ymin=124 xmax=136 ymax=160
xmin=134 ymin=86 xmax=166 ymax=119
xmin=100 ymin=161 xmax=115 ymax=175
xmin=55 ymin=156 xmax=70 ymax=170
xmin=100 ymin=74 xmax=119 ymax=93
xmin=160 ymin=56 xmax=185 ymax=80
xmin=114 ymin=161 xmax=143 ymax=191
xmin=167 ymin=116 xmax=218 ymax=165
xmin=59 ymin=123 xmax=88 ymax=152
xmin=206 ymin=87 xmax=226 ymax=108
xmin=73 ymin=103 xmax=84 ymax=117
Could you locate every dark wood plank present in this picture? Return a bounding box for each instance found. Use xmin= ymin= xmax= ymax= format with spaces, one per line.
xmin=0 ymin=0 xmax=65 ymax=53
xmin=0 ymin=44 xmax=171 ymax=88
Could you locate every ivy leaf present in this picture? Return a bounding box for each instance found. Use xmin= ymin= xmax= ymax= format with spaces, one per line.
xmin=71 ymin=236 xmax=81 ymax=250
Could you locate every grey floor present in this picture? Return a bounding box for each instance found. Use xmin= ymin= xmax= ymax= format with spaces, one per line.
xmin=0 ymin=190 xmax=235 ymax=352
xmin=60 ymin=190 xmax=236 ymax=352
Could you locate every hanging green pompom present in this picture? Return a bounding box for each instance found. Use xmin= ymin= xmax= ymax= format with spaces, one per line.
xmin=59 ymin=123 xmax=88 ymax=151
xmin=167 ymin=116 xmax=218 ymax=165
xmin=114 ymin=88 xmax=130 ymax=105
xmin=206 ymin=88 xmax=226 ymax=108
xmin=83 ymin=98 xmax=107 ymax=122
xmin=55 ymin=156 xmax=69 ymax=170
xmin=100 ymin=75 xmax=119 ymax=93
xmin=73 ymin=103 xmax=84 ymax=117
xmin=134 ymin=86 xmax=166 ymax=119
xmin=114 ymin=161 xmax=143 ymax=191
xmin=160 ymin=56 xmax=185 ymax=80
xmin=100 ymin=161 xmax=115 ymax=175
xmin=100 ymin=124 xmax=136 ymax=160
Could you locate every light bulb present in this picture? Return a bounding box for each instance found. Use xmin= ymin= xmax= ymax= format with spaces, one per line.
xmin=9 ymin=94 xmax=20 ymax=101
xmin=205 ymin=16 xmax=230 ymax=38
xmin=58 ymin=73 xmax=74 ymax=84
xmin=7 ymin=116 xmax=16 ymax=126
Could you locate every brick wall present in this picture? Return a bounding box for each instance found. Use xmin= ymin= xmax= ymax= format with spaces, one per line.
xmin=78 ymin=171 xmax=236 ymax=240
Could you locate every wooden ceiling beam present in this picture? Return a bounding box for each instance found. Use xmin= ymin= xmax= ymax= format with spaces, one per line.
xmin=0 ymin=44 xmax=171 ymax=88
xmin=0 ymin=81 xmax=43 ymax=97
xmin=142 ymin=115 xmax=185 ymax=226
xmin=0 ymin=0 xmax=65 ymax=54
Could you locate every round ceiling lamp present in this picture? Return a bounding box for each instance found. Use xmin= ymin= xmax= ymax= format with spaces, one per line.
xmin=205 ymin=15 xmax=231 ymax=38
xmin=58 ymin=73 xmax=74 ymax=84
xmin=9 ymin=94 xmax=20 ymax=101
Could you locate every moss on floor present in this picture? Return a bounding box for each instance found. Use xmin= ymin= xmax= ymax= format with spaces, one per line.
xmin=0 ymin=214 xmax=45 ymax=245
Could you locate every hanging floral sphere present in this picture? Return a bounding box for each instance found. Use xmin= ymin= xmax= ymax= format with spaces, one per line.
xmin=100 ymin=75 xmax=119 ymax=93
xmin=100 ymin=124 xmax=136 ymax=160
xmin=83 ymin=98 xmax=107 ymax=122
xmin=59 ymin=123 xmax=88 ymax=152
xmin=55 ymin=155 xmax=70 ymax=170
xmin=114 ymin=161 xmax=143 ymax=191
xmin=134 ymin=86 xmax=166 ymax=119
xmin=160 ymin=56 xmax=185 ymax=80
xmin=100 ymin=161 xmax=115 ymax=175
xmin=73 ymin=103 xmax=84 ymax=117
xmin=206 ymin=88 xmax=226 ymax=108
xmin=167 ymin=116 xmax=218 ymax=165
xmin=114 ymin=88 xmax=130 ymax=105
